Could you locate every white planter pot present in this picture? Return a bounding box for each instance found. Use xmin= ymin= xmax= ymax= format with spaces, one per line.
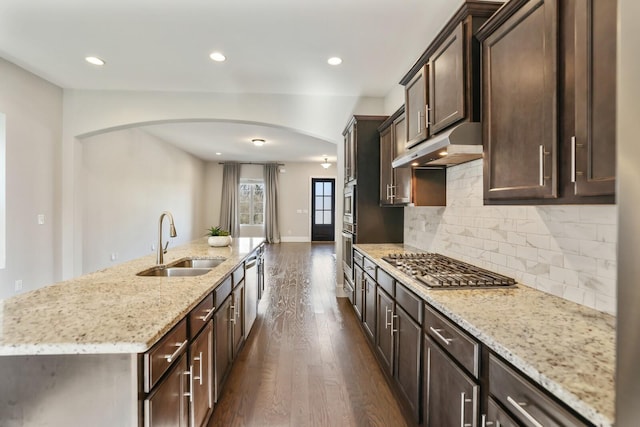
xmin=208 ymin=235 xmax=232 ymax=247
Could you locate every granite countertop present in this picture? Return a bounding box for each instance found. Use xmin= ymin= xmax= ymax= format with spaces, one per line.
xmin=0 ymin=237 xmax=264 ymax=356
xmin=354 ymin=243 xmax=615 ymax=427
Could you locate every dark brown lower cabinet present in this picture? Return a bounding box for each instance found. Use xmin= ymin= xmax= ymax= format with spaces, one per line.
xmin=363 ymin=273 xmax=376 ymax=341
xmin=353 ymin=264 xmax=365 ymax=321
xmin=190 ymin=322 xmax=214 ymax=427
xmin=214 ymin=296 xmax=231 ymax=401
xmin=375 ymin=287 xmax=394 ymax=374
xmin=424 ymin=335 xmax=479 ymax=427
xmin=394 ymin=304 xmax=421 ymax=421
xmin=231 ymin=282 xmax=245 ymax=358
xmin=144 ymin=353 xmax=189 ymax=427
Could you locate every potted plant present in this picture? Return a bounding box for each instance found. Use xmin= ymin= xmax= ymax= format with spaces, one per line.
xmin=206 ymin=226 xmax=232 ymax=247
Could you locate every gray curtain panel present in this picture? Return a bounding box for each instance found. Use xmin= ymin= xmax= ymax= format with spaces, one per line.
xmin=264 ymin=163 xmax=281 ymax=243
xmin=219 ymin=163 xmax=240 ymax=237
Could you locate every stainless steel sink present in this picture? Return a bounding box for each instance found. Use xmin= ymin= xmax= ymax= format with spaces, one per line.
xmin=136 ymin=266 xmax=212 ymax=277
xmin=168 ymin=257 xmax=227 ymax=269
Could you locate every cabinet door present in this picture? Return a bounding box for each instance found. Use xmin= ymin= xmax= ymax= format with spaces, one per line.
xmin=483 ymin=0 xmax=558 ymax=200
xmin=145 ymin=353 xmax=189 ymax=427
xmin=190 ymin=322 xmax=213 ymax=427
xmin=375 ymin=288 xmax=394 ymax=375
xmin=394 ymin=305 xmax=421 ymax=423
xmin=231 ymin=282 xmax=245 ymax=359
xmin=573 ymin=0 xmax=616 ymax=196
xmin=353 ymin=264 xmax=364 ymax=321
xmin=363 ymin=274 xmax=376 ymax=341
xmin=424 ymin=335 xmax=479 ymax=427
xmin=405 ymin=64 xmax=429 ymax=148
xmin=393 ymin=114 xmax=412 ymax=204
xmin=379 ymin=126 xmax=394 ymax=205
xmin=214 ymin=297 xmax=231 ymax=401
xmin=429 ymin=22 xmax=465 ymax=134
xmin=344 ymin=125 xmax=357 ymax=183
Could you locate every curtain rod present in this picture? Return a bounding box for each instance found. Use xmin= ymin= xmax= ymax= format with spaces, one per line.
xmin=218 ymin=162 xmax=285 ymax=166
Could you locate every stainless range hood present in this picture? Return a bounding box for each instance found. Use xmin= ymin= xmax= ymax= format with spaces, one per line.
xmin=392 ymin=122 xmax=482 ymax=168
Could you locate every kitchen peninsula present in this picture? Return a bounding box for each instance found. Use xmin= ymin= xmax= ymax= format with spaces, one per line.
xmin=0 ymin=237 xmax=264 ymax=426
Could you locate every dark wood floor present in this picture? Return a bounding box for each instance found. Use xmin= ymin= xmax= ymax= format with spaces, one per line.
xmin=208 ymin=242 xmax=409 ymax=427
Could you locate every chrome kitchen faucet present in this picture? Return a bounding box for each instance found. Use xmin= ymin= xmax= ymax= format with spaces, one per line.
xmin=157 ymin=211 xmax=177 ymax=265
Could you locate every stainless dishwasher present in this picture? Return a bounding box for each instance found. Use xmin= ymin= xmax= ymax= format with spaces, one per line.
xmin=244 ymin=254 xmax=258 ymax=335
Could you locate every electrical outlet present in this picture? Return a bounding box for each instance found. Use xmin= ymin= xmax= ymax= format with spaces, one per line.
xmin=151 ymin=243 xmax=156 ymax=251
xmin=110 ymin=253 xmax=118 ymax=261
xmin=15 ymin=279 xmax=22 ymax=292
xmin=37 ymin=214 xmax=45 ymax=225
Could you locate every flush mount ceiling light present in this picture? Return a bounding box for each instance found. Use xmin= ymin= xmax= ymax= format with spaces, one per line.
xmin=252 ymin=138 xmax=266 ymax=147
xmin=85 ymin=56 xmax=105 ymax=66
xmin=327 ymin=57 xmax=342 ymax=66
xmin=209 ymin=52 xmax=226 ymax=62
xmin=215 ymin=152 xmax=222 ymax=156
xmin=321 ymin=157 xmax=331 ymax=169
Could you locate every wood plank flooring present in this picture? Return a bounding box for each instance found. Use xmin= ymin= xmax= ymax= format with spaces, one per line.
xmin=207 ymin=242 xmax=409 ymax=427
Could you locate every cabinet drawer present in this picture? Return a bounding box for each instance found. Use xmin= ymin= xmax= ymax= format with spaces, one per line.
xmin=395 ymin=282 xmax=422 ymax=324
xmin=232 ymin=264 xmax=245 ymax=286
xmin=189 ymin=293 xmax=214 ymax=338
xmin=353 ymin=250 xmax=364 ymax=267
xmin=425 ymin=304 xmax=479 ymax=378
xmin=144 ymin=318 xmax=188 ymax=392
xmin=489 ymin=354 xmax=589 ymax=426
xmin=377 ymin=268 xmax=394 ymax=296
xmin=214 ymin=276 xmax=232 ymax=307
xmin=363 ymin=257 xmax=376 ymax=279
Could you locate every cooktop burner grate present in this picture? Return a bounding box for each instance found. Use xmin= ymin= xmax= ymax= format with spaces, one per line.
xmin=382 ymin=252 xmax=516 ymax=289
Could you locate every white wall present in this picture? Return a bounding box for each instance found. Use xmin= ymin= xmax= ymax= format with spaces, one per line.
xmin=0 ymin=58 xmax=62 ymax=299
xmin=405 ymin=160 xmax=617 ymax=314
xmin=61 ymin=90 xmax=384 ymax=278
xmin=81 ymin=128 xmax=206 ymax=274
xmin=279 ymin=162 xmax=338 ymax=242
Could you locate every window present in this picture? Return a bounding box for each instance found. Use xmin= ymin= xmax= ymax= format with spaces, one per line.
xmin=239 ymin=181 xmax=264 ymax=225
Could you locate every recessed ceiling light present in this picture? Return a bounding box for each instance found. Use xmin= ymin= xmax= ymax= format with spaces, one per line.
xmin=328 ymin=57 xmax=342 ymax=66
xmin=252 ymin=138 xmax=266 ymax=147
xmin=85 ymin=56 xmax=105 ymax=66
xmin=209 ymin=52 xmax=226 ymax=62
xmin=216 ymin=152 xmax=222 ymax=156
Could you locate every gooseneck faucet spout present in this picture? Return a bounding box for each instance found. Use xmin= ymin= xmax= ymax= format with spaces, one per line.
xmin=157 ymin=211 xmax=177 ymax=265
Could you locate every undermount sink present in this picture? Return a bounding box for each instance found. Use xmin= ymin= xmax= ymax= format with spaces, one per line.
xmin=136 ymin=257 xmax=227 ymax=277
xmin=136 ymin=266 xmax=212 ymax=277
xmin=168 ymin=257 xmax=227 ymax=269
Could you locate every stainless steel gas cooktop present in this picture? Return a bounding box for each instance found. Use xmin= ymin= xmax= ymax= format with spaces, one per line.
xmin=382 ymin=252 xmax=516 ymax=289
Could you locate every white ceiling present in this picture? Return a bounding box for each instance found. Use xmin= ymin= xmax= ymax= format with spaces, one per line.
xmin=0 ymin=0 xmax=464 ymax=162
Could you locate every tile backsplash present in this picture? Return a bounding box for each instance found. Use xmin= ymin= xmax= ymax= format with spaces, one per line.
xmin=404 ymin=159 xmax=617 ymax=314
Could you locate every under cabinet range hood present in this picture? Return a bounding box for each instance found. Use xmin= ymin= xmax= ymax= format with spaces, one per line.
xmin=392 ymin=122 xmax=483 ymax=167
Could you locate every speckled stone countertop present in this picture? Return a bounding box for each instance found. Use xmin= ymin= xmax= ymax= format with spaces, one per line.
xmin=355 ymin=243 xmax=615 ymax=427
xmin=0 ymin=237 xmax=264 ymax=356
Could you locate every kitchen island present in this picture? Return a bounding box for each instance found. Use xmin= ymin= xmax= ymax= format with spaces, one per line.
xmin=355 ymin=243 xmax=615 ymax=427
xmin=0 ymin=237 xmax=264 ymax=426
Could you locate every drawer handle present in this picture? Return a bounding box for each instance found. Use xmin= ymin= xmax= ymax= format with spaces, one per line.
xmin=460 ymin=392 xmax=473 ymax=427
xmin=430 ymin=327 xmax=453 ymax=346
xmin=507 ymin=396 xmax=543 ymax=427
xmin=198 ymin=308 xmax=214 ymax=323
xmin=163 ymin=339 xmax=187 ymax=363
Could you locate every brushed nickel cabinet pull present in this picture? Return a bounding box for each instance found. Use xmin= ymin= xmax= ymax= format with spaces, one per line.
xmin=507 ymin=396 xmax=543 ymax=427
xmin=198 ymin=308 xmax=214 ymax=323
xmin=429 ymin=327 xmax=452 ymax=346
xmin=539 ymin=145 xmax=544 ymax=186
xmin=571 ymin=136 xmax=577 ymax=183
xmin=164 ymin=340 xmax=187 ymax=363
xmin=184 ymin=365 xmax=193 ymax=403
xmin=193 ymin=351 xmax=203 ymax=386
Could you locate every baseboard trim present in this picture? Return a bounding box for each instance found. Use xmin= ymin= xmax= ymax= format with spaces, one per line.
xmin=280 ymin=236 xmax=310 ymax=242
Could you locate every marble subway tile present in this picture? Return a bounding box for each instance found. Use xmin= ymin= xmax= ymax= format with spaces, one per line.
xmin=579 ymin=205 xmax=617 ymax=225
xmin=580 ymin=240 xmax=616 ymax=262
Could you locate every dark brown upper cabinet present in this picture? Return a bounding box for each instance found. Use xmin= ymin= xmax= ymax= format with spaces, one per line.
xmin=478 ymin=0 xmax=616 ymax=204
xmin=404 ymin=64 xmax=429 ymax=149
xmin=379 ymin=107 xmax=411 ymax=206
xmin=429 ymin=22 xmax=466 ymax=134
xmin=400 ymin=1 xmax=502 ymax=148
xmin=479 ymin=0 xmax=558 ymax=201
xmin=344 ymin=125 xmax=356 ymax=184
xmin=572 ymin=0 xmax=616 ymax=197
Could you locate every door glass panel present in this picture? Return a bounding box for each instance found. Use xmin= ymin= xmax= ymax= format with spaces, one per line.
xmin=324 ymin=182 xmax=332 ymax=195
xmin=324 ymin=211 xmax=332 ymax=225
xmin=315 ymin=196 xmax=324 ymax=210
